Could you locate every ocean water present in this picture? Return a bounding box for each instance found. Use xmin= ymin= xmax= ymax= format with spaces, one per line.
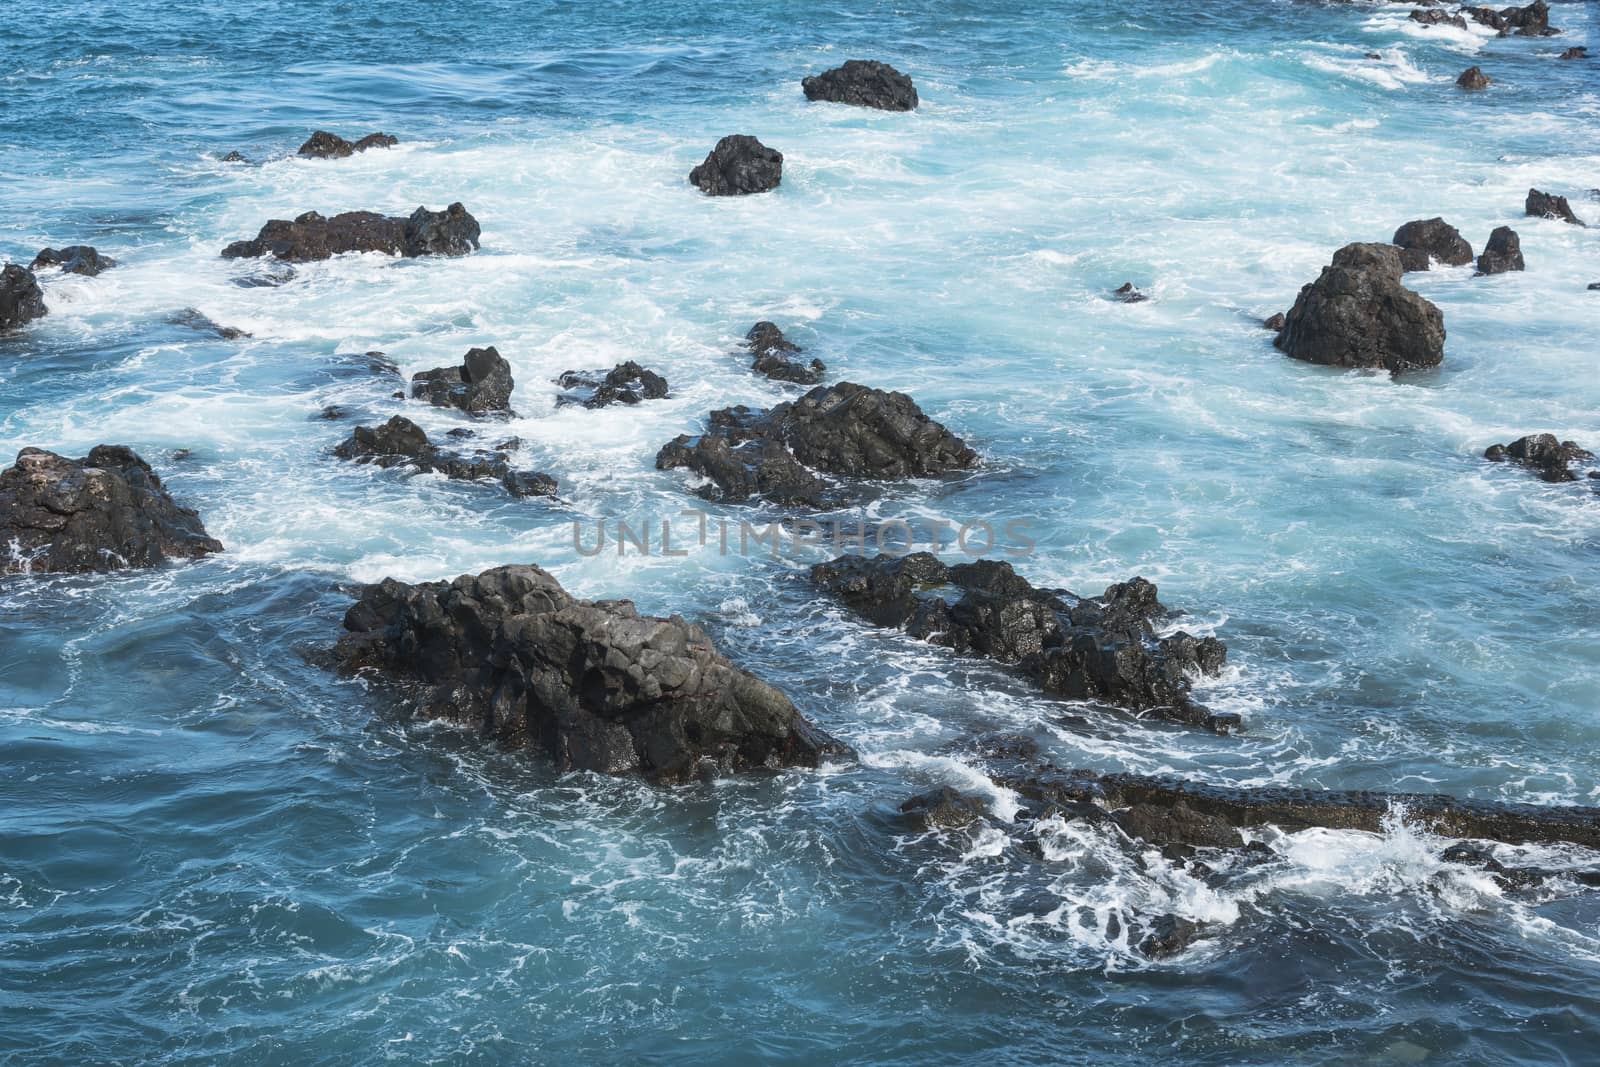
xmin=3 ymin=0 xmax=1599 ymax=1062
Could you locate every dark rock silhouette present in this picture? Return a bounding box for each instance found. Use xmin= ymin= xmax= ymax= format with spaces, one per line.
xmin=297 ymin=130 xmax=399 ymax=158
xmin=1410 ymin=9 xmax=1468 ymax=30
xmin=1559 ymin=46 xmax=1588 ymax=59
xmin=801 ymin=60 xmax=919 ymax=111
xmin=689 ymin=135 xmax=782 ymax=196
xmin=1392 ymin=218 xmax=1474 ymax=267
xmin=1484 ymin=434 xmax=1595 ymax=482
xmin=0 ymin=264 xmax=48 ymax=331
xmin=168 ymin=308 xmax=251 ymax=340
xmin=1526 ymin=188 xmax=1585 ymax=225
xmin=334 ymin=416 xmax=554 ymax=498
xmin=1476 ymin=226 xmax=1525 ymax=275
xmin=557 ymin=361 xmax=669 ymax=408
xmin=220 ymin=203 xmax=480 ymax=261
xmin=411 ymin=346 xmax=515 ymax=416
xmin=1274 ymin=242 xmax=1446 ymax=372
xmin=1456 ymin=66 xmax=1491 ymax=90
xmin=30 ymin=245 xmax=116 ymax=277
xmin=1113 ymin=282 xmax=1149 ymax=303
xmin=744 ymin=321 xmax=826 ymax=384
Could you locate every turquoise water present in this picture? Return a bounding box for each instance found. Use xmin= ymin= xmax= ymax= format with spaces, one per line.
xmin=3 ymin=0 xmax=1600 ymax=1062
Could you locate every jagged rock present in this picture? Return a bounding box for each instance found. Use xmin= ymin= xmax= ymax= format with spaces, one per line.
xmin=297 ymin=130 xmax=399 ymax=158
xmin=0 ymin=264 xmax=48 ymax=332
xmin=333 ymin=415 xmax=554 ymax=498
xmin=810 ymin=553 xmax=1236 ymax=732
xmin=220 ymin=203 xmax=480 ymax=261
xmin=1410 ymin=8 xmax=1468 ymax=29
xmin=743 ymin=321 xmax=827 ymax=384
xmin=656 ymin=382 xmax=976 ymax=506
xmin=1113 ymin=282 xmax=1149 ymax=303
xmin=167 ymin=308 xmax=250 ymax=339
xmin=1484 ymin=433 xmax=1594 ymax=482
xmin=1501 ymin=0 xmax=1557 ymax=36
xmin=221 ymin=150 xmax=248 ymax=163
xmin=556 ymin=361 xmax=669 ymax=408
xmin=0 ymin=446 xmax=222 ymax=574
xmin=1456 ymin=66 xmax=1491 ymax=90
xmin=801 ymin=60 xmax=919 ymax=111
xmin=1138 ymin=915 xmax=1209 ymax=960
xmin=1392 ymin=218 xmax=1474 ymax=267
xmin=331 ymin=564 xmax=846 ymax=782
xmin=1262 ymin=312 xmax=1285 ymax=331
xmin=1559 ymin=46 xmax=1588 ymax=59
xmin=1274 ymin=242 xmax=1446 ymax=372
xmin=1113 ymin=801 xmax=1244 ymax=853
xmin=1476 ymin=226 xmax=1525 ymax=275
xmin=1526 ymin=188 xmax=1585 ymax=225
xmin=689 ymin=135 xmax=782 ymax=196
xmin=411 ymin=346 xmax=515 ymax=416
xmin=1464 ymin=6 xmax=1508 ymax=31
xmin=30 ymin=245 xmax=116 ymax=277
xmin=900 ymin=787 xmax=987 ymax=830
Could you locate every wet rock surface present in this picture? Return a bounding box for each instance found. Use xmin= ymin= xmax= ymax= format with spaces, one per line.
xmin=1476 ymin=225 xmax=1525 ymax=275
xmin=1484 ymin=433 xmax=1595 ymax=482
xmin=1112 ymin=282 xmax=1149 ymax=303
xmin=1274 ymin=242 xmax=1446 ymax=373
xmin=1410 ymin=8 xmax=1468 ymax=30
xmin=1392 ymin=218 xmax=1474 ymax=267
xmin=331 ymin=564 xmax=847 ymax=782
xmin=220 ymin=203 xmax=480 ymax=261
xmin=30 ymin=245 xmax=116 ymax=277
xmin=0 ymin=264 xmax=48 ymax=331
xmin=1526 ymin=188 xmax=1585 ymax=226
xmin=411 ymin=346 xmax=515 ymax=416
xmin=297 ymin=130 xmax=399 ymax=158
xmin=1456 ymin=66 xmax=1491 ymax=90
xmin=689 ymin=135 xmax=782 ymax=196
xmin=557 ymin=361 xmax=669 ymax=408
xmin=900 ymin=787 xmax=987 ymax=831
xmin=334 ymin=415 xmax=554 ymax=498
xmin=801 ymin=60 xmax=919 ymax=111
xmin=744 ymin=321 xmax=826 ymax=384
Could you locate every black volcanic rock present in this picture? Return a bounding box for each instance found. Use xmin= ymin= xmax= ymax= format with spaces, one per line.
xmin=220 ymin=203 xmax=480 ymax=261
xmin=1456 ymin=66 xmax=1491 ymax=90
xmin=810 ymin=553 xmax=1236 ymax=732
xmin=334 ymin=415 xmax=554 ymax=498
xmin=30 ymin=245 xmax=116 ymax=277
xmin=1410 ymin=8 xmax=1468 ymax=29
xmin=689 ymin=135 xmax=783 ymax=196
xmin=1484 ymin=433 xmax=1595 ymax=482
xmin=298 ymin=130 xmax=399 ymax=158
xmin=1526 ymin=188 xmax=1585 ymax=226
xmin=1392 ymin=218 xmax=1474 ymax=267
xmin=331 ymin=564 xmax=846 ymax=782
xmin=1501 ymin=0 xmax=1557 ymax=36
xmin=411 ymin=346 xmax=515 ymax=416
xmin=744 ymin=321 xmax=826 ymax=384
xmin=1476 ymin=226 xmax=1525 ymax=275
xmin=0 ymin=446 xmax=222 ymax=574
xmin=1113 ymin=282 xmax=1149 ymax=303
xmin=801 ymin=60 xmax=919 ymax=111
xmin=0 ymin=264 xmax=48 ymax=331
xmin=557 ymin=361 xmax=669 ymax=408
xmin=656 ymin=382 xmax=976 ymax=506
xmin=900 ymin=787 xmax=987 ymax=830
xmin=1274 ymin=242 xmax=1445 ymax=372
xmin=1559 ymin=46 xmax=1588 ymax=59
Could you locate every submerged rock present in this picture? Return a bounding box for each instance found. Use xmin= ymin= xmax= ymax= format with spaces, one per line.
xmin=168 ymin=307 xmax=251 ymax=339
xmin=689 ymin=135 xmax=783 ymax=196
xmin=1559 ymin=46 xmax=1588 ymax=59
xmin=1484 ymin=433 xmax=1595 ymax=482
xmin=221 ymin=150 xmax=248 ymax=163
xmin=1112 ymin=282 xmax=1149 ymax=304
xmin=1392 ymin=218 xmax=1474 ymax=267
xmin=0 ymin=446 xmax=222 ymax=574
xmin=810 ymin=553 xmax=1236 ymax=732
xmin=1526 ymin=188 xmax=1585 ymax=226
xmin=556 ymin=361 xmax=669 ymax=408
xmin=1274 ymin=242 xmax=1446 ymax=373
xmin=801 ymin=60 xmax=919 ymax=111
xmin=30 ymin=245 xmax=116 ymax=277
xmin=656 ymin=382 xmax=976 ymax=506
xmin=744 ymin=321 xmax=827 ymax=384
xmin=1138 ymin=915 xmax=1210 ymax=960
xmin=297 ymin=130 xmax=399 ymax=158
xmin=411 ymin=346 xmax=515 ymax=416
xmin=1476 ymin=226 xmax=1525 ymax=275
xmin=900 ymin=787 xmax=987 ymax=831
xmin=0 ymin=264 xmax=48 ymax=332
xmin=331 ymin=564 xmax=846 ymax=782
xmin=220 ymin=203 xmax=480 ymax=262
xmin=1456 ymin=66 xmax=1491 ymax=90
xmin=334 ymin=415 xmax=555 ymax=498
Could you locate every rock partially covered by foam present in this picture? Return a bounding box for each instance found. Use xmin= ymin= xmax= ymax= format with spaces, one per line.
xmin=411 ymin=346 xmax=515 ymax=416
xmin=1484 ymin=433 xmax=1595 ymax=482
xmin=1526 ymin=188 xmax=1585 ymax=226
xmin=334 ymin=416 xmax=554 ymax=497
xmin=298 ymin=130 xmax=399 ymax=158
xmin=802 ymin=60 xmax=919 ymax=111
xmin=30 ymin=245 xmax=116 ymax=277
xmin=0 ymin=264 xmax=48 ymax=331
xmin=689 ymin=135 xmax=782 ymax=196
xmin=1274 ymin=242 xmax=1446 ymax=373
xmin=1392 ymin=218 xmax=1474 ymax=267
xmin=332 ymin=564 xmax=847 ymax=782
xmin=556 ymin=361 xmax=669 ymax=408
xmin=220 ymin=203 xmax=480 ymax=261
xmin=744 ymin=321 xmax=826 ymax=384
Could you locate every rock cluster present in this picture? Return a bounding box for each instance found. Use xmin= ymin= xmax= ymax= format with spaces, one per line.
xmin=1484 ymin=433 xmax=1595 ymax=482
xmin=411 ymin=346 xmax=515 ymax=416
xmin=220 ymin=203 xmax=480 ymax=261
xmin=298 ymin=130 xmax=399 ymax=158
xmin=30 ymin=245 xmax=115 ymax=276
xmin=743 ymin=321 xmax=826 ymax=384
xmin=334 ymin=416 xmax=555 ymax=498
xmin=557 ymin=361 xmax=669 ymax=408
xmin=1526 ymin=188 xmax=1585 ymax=226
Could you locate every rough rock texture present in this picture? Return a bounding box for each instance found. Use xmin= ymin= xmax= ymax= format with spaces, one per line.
xmin=1560 ymin=46 xmax=1588 ymax=59
xmin=1501 ymin=0 xmax=1557 ymax=36
xmin=1113 ymin=282 xmax=1149 ymax=303
xmin=810 ymin=553 xmax=1236 ymax=732
xmin=220 ymin=203 xmax=480 ymax=261
xmin=556 ymin=361 xmax=669 ymax=408
xmin=331 ymin=564 xmax=846 ymax=782
xmin=1456 ymin=66 xmax=1491 ymax=90
xmin=801 ymin=60 xmax=919 ymax=111
xmin=1464 ymin=6 xmax=1508 ymax=31
xmin=1410 ymin=8 xmax=1468 ymax=29
xmin=744 ymin=321 xmax=826 ymax=384
xmin=900 ymin=787 xmax=986 ymax=830
xmin=1484 ymin=433 xmax=1595 ymax=482
xmin=1274 ymin=242 xmax=1446 ymax=373
xmin=0 ymin=264 xmax=48 ymax=331
xmin=0 ymin=446 xmax=223 ymax=574
xmin=1392 ymin=218 xmax=1474 ymax=267
xmin=411 ymin=346 xmax=515 ymax=416
xmin=30 ymin=245 xmax=116 ymax=277
xmin=1526 ymin=188 xmax=1585 ymax=226
xmin=656 ymin=382 xmax=977 ymax=506
xmin=689 ymin=135 xmax=783 ymax=196
xmin=297 ymin=130 xmax=399 ymax=158
xmin=1476 ymin=226 xmax=1525 ymax=275
xmin=333 ymin=416 xmax=555 ymax=498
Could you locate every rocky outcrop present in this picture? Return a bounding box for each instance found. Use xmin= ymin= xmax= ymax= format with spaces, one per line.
xmin=1476 ymin=226 xmax=1525 ymax=275
xmin=1502 ymin=0 xmax=1557 ymax=35
xmin=656 ymin=382 xmax=976 ymax=506
xmin=220 ymin=203 xmax=480 ymax=261
xmin=1112 ymin=282 xmax=1149 ymax=303
xmin=1456 ymin=66 xmax=1491 ymax=90
xmin=801 ymin=60 xmax=919 ymax=111
xmin=1463 ymin=6 xmax=1508 ymax=32
xmin=1484 ymin=434 xmax=1595 ymax=482
xmin=411 ymin=346 xmax=514 ymax=416
xmin=1392 ymin=218 xmax=1474 ymax=267
xmin=811 ymin=553 xmax=1236 ymax=732
xmin=1262 ymin=312 xmax=1285 ymax=331
xmin=556 ymin=361 xmax=668 ymax=408
xmin=689 ymin=135 xmax=782 ymax=196
xmin=744 ymin=321 xmax=826 ymax=384
xmin=899 ymin=787 xmax=987 ymax=831
xmin=0 ymin=264 xmax=48 ymax=332
xmin=1274 ymin=242 xmax=1446 ymax=373
xmin=334 ymin=416 xmax=555 ymax=497
xmin=1526 ymin=188 xmax=1585 ymax=226
xmin=30 ymin=245 xmax=116 ymax=277
xmin=1559 ymin=46 xmax=1588 ymax=59
xmin=297 ymin=130 xmax=399 ymax=158
xmin=0 ymin=446 xmax=222 ymax=574
xmin=1409 ymin=8 xmax=1468 ymax=30
xmin=331 ymin=564 xmax=846 ymax=782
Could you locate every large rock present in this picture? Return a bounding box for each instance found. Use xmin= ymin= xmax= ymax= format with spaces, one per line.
xmin=1484 ymin=433 xmax=1595 ymax=482
xmin=744 ymin=321 xmax=826 ymax=384
xmin=656 ymin=382 xmax=976 ymax=506
xmin=1392 ymin=218 xmax=1474 ymax=267
xmin=0 ymin=264 xmax=48 ymax=331
xmin=220 ymin=203 xmax=480 ymax=261
xmin=331 ymin=564 xmax=846 ymax=782
xmin=411 ymin=346 xmax=515 ymax=416
xmin=801 ymin=60 xmax=919 ymax=111
xmin=1476 ymin=226 xmax=1525 ymax=275
xmin=297 ymin=130 xmax=399 ymax=158
xmin=689 ymin=135 xmax=783 ymax=196
xmin=556 ymin=361 xmax=669 ymax=408
xmin=334 ymin=415 xmax=555 ymax=498
xmin=1526 ymin=188 xmax=1585 ymax=226
xmin=810 ymin=553 xmax=1236 ymax=732
xmin=30 ymin=245 xmax=116 ymax=277
xmin=0 ymin=446 xmax=222 ymax=574
xmin=1274 ymin=242 xmax=1446 ymax=373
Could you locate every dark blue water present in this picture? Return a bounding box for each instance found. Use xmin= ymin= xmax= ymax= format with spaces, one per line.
xmin=3 ymin=0 xmax=1599 ymax=1063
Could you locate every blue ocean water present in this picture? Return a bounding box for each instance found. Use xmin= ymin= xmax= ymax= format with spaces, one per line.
xmin=3 ymin=0 xmax=1599 ymax=1062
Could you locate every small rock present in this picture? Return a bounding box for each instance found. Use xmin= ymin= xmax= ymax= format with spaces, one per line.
xmin=221 ymin=150 xmax=248 ymax=163
xmin=297 ymin=130 xmax=400 ymax=159
xmin=1410 ymin=9 xmax=1469 ymax=30
xmin=1113 ymin=282 xmax=1148 ymax=303
xmin=1274 ymin=242 xmax=1445 ymax=373
xmin=220 ymin=203 xmax=480 ymax=262
xmin=30 ymin=245 xmax=116 ymax=277
xmin=899 ymin=787 xmax=986 ymax=831
xmin=167 ymin=308 xmax=251 ymax=339
xmin=801 ymin=60 xmax=919 ymax=111
xmin=334 ymin=415 xmax=554 ymax=498
xmin=1476 ymin=226 xmax=1525 ymax=275
xmin=689 ymin=135 xmax=783 ymax=196
xmin=744 ymin=321 xmax=827 ymax=384
xmin=1262 ymin=312 xmax=1286 ymax=331
xmin=1559 ymin=46 xmax=1588 ymax=59
xmin=411 ymin=346 xmax=515 ymax=416
xmin=1392 ymin=217 xmax=1474 ymax=267
xmin=1484 ymin=433 xmax=1594 ymax=482
xmin=556 ymin=361 xmax=670 ymax=408
xmin=0 ymin=264 xmax=48 ymax=332
xmin=1456 ymin=66 xmax=1491 ymax=90
xmin=1526 ymin=188 xmax=1586 ymax=226
xmin=1138 ymin=915 xmax=1208 ymax=960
